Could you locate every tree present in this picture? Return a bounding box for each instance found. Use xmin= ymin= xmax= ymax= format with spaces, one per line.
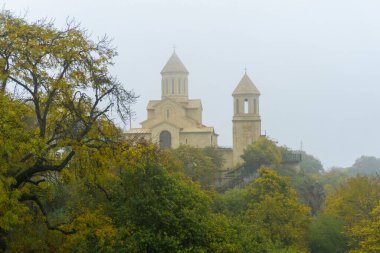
xmin=309 ymin=214 xmax=349 ymax=253
xmin=242 ymin=168 xmax=310 ymax=251
xmin=215 ymin=168 xmax=311 ymax=252
xmin=202 ymin=146 xmax=225 ymax=170
xmin=318 ymin=168 xmax=349 ymax=194
xmin=107 ymin=143 xmax=238 ymax=252
xmin=169 ymin=145 xmax=216 ymax=188
xmin=347 ymin=156 xmax=380 ymax=176
xmin=319 ymin=175 xmax=380 ymax=252
xmin=241 ymin=137 xmax=282 ymax=172
xmin=324 ymin=175 xmax=380 ymax=227
xmin=349 ymin=203 xmax=380 ymax=253
xmin=0 ymin=10 xmax=136 ymax=246
xmin=299 ymin=151 xmax=324 ymax=175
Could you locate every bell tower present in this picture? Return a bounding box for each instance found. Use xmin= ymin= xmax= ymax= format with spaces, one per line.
xmin=232 ymin=72 xmax=261 ymax=166
xmin=160 ymin=51 xmax=189 ymax=101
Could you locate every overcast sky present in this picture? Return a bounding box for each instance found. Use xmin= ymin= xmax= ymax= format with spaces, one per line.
xmin=3 ymin=0 xmax=380 ymax=168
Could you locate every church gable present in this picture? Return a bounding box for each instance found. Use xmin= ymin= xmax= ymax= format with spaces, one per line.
xmin=141 ymin=98 xmax=198 ymax=129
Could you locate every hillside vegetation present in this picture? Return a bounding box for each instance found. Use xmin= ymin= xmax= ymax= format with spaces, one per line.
xmin=1 ymin=11 xmax=379 ymax=252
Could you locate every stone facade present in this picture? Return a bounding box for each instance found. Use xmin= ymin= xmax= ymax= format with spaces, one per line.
xmin=126 ymin=52 xmax=261 ymax=169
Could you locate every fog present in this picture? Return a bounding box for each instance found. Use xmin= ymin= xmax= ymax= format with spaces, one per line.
xmin=3 ymin=0 xmax=380 ymax=168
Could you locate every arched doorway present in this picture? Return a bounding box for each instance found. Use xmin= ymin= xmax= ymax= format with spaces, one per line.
xmin=159 ymin=131 xmax=171 ymax=149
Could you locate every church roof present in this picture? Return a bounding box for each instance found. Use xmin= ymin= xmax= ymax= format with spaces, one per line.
xmin=161 ymin=51 xmax=189 ymax=74
xmin=184 ymin=99 xmax=202 ymax=109
xmin=232 ymin=73 xmax=260 ymax=95
xmin=181 ymin=126 xmax=216 ymax=134
xmin=146 ymin=99 xmax=202 ymax=110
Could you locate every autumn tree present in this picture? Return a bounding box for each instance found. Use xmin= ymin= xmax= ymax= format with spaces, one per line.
xmin=347 ymin=155 xmax=380 ymax=176
xmin=308 ymin=213 xmax=349 ymax=253
xmin=241 ymin=137 xmax=282 ymax=172
xmin=349 ymin=202 xmax=380 ymax=253
xmin=313 ymin=175 xmax=380 ymax=252
xmin=215 ymin=168 xmax=310 ymax=252
xmin=243 ymin=168 xmax=310 ymax=251
xmin=0 ymin=10 xmax=135 ymax=247
xmin=299 ymin=151 xmax=324 ymax=176
xmin=169 ymin=145 xmax=217 ymax=188
xmin=82 ymin=143 xmax=237 ymax=252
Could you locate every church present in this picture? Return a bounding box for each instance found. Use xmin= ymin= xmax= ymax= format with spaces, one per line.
xmin=126 ymin=51 xmax=262 ymax=169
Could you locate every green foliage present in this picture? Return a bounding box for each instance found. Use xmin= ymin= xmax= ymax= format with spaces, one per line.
xmin=243 ymin=168 xmax=310 ymax=251
xmin=241 ymin=137 xmax=282 ymax=171
xmin=0 ymin=8 xmax=136 ymax=191
xmin=202 ymin=146 xmax=225 ymax=170
xmin=0 ymin=10 xmax=135 ymax=251
xmin=349 ymin=202 xmax=380 ymax=253
xmin=275 ymin=165 xmax=325 ymax=215
xmin=318 ymin=175 xmax=380 ymax=253
xmin=299 ymin=151 xmax=324 ymax=175
xmin=109 ymin=144 xmax=237 ymax=252
xmin=3 ymin=10 xmax=380 ymax=253
xmin=318 ymin=168 xmax=349 ymax=194
xmin=169 ymin=145 xmax=219 ymax=188
xmin=347 ymin=155 xmax=380 ymax=176
xmin=5 ymin=217 xmax=64 ymax=253
xmin=0 ymin=95 xmax=33 ymax=248
xmin=309 ymin=214 xmax=349 ymax=253
xmin=324 ymin=175 xmax=380 ymax=227
xmin=214 ymin=187 xmax=248 ymax=216
xmin=215 ymin=168 xmax=311 ymax=252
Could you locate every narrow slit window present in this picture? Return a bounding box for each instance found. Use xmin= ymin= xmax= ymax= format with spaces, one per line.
xmin=171 ymin=79 xmax=174 ymax=94
xmin=244 ymin=99 xmax=248 ymax=114
xmin=165 ymin=80 xmax=168 ymax=94
xmin=167 ymin=109 xmax=170 ymax=119
xmin=178 ymin=79 xmax=181 ymax=93
xmin=254 ymin=98 xmax=257 ymax=114
xmin=236 ymin=99 xmax=239 ymax=114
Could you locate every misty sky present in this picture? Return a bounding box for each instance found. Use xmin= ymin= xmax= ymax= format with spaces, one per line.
xmin=3 ymin=0 xmax=380 ymax=168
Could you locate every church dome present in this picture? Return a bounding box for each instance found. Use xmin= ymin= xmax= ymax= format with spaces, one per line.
xmin=232 ymin=73 xmax=260 ymax=95
xmin=161 ymin=52 xmax=189 ymax=74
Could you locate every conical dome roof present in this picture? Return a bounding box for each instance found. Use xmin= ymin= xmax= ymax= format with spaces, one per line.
xmin=161 ymin=52 xmax=189 ymax=74
xmin=232 ymin=73 xmax=260 ymax=95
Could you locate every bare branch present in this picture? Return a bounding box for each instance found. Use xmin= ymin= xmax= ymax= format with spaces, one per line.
xmin=14 ymin=150 xmax=75 ymax=188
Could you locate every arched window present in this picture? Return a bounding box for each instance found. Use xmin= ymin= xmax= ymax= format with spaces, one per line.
xmin=236 ymin=99 xmax=239 ymax=114
xmin=244 ymin=99 xmax=248 ymax=114
xmin=166 ymin=109 xmax=170 ymax=119
xmin=159 ymin=131 xmax=171 ymax=149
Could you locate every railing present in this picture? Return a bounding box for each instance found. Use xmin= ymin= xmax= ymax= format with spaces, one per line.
xmin=282 ymin=152 xmax=302 ymax=163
